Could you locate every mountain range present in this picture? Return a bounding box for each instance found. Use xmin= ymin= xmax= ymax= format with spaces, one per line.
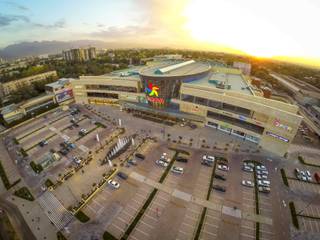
xmin=0 ymin=40 xmax=148 ymax=60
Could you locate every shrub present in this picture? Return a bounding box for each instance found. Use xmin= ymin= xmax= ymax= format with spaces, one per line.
xmin=289 ymin=202 xmax=299 ymax=229
xmin=30 ymin=161 xmax=43 ymax=173
xmin=14 ymin=187 xmax=34 ymax=201
xmin=103 ymin=232 xmax=117 ymax=240
xmin=74 ymin=210 xmax=90 ymax=223
xmin=280 ymin=168 xmax=289 ymax=187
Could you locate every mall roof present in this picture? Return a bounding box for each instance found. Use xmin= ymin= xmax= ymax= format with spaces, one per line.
xmin=184 ymin=67 xmax=254 ymax=95
xmin=140 ymin=60 xmax=211 ymax=77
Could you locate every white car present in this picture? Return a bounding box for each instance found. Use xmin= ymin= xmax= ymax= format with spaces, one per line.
xmin=258 ymin=180 xmax=270 ymax=187
xmin=244 ymin=162 xmax=254 ymax=168
xmin=108 ymin=179 xmax=120 ymax=189
xmin=242 ymin=180 xmax=254 ymax=187
xmin=218 ymin=164 xmax=229 ymax=171
xmin=203 ymin=155 xmax=215 ymax=162
xmin=256 ymin=165 xmax=267 ymax=171
xmin=171 ymin=166 xmax=184 ymax=174
xmin=257 ymin=170 xmax=269 ymax=175
xmin=156 ymin=160 xmax=168 ymax=168
xmin=73 ymin=156 xmax=81 ymax=164
xmin=258 ymin=186 xmax=271 ymax=193
xmin=306 ymin=170 xmax=311 ymax=177
xmin=243 ymin=166 xmax=253 ymax=172
xmin=256 ymin=174 xmax=268 ymax=180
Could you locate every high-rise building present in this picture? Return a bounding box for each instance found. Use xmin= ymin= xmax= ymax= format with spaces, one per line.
xmin=62 ymin=47 xmax=96 ymax=62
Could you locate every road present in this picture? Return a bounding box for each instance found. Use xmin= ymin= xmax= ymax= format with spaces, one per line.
xmin=0 ymin=197 xmax=36 ymax=240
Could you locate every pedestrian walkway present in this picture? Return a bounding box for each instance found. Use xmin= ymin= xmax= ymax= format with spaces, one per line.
xmin=129 ymin=171 xmax=273 ymax=225
xmin=38 ymin=191 xmax=74 ymax=230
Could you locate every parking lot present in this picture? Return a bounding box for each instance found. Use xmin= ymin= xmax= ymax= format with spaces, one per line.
xmin=295 ymin=201 xmax=320 ymax=234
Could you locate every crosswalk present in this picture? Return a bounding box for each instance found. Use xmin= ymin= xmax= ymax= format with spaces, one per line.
xmin=38 ymin=191 xmax=74 ymax=230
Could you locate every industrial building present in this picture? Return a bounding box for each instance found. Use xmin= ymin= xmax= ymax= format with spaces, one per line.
xmin=71 ymin=59 xmax=303 ymax=156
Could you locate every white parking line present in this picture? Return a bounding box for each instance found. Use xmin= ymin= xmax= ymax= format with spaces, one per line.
xmin=111 ymin=223 xmax=124 ymax=232
xmin=182 ymin=222 xmax=194 ymax=228
xmin=127 ymin=205 xmax=139 ymax=212
xmin=202 ymin=230 xmax=217 ymax=236
xmin=135 ymin=228 xmax=149 ymax=236
xmin=185 ymin=214 xmax=198 ymax=221
xmin=204 ymin=222 xmax=218 ymax=228
xmin=241 ymin=233 xmax=255 ymax=238
xmin=122 ymin=210 xmax=134 ymax=218
xmin=145 ymin=214 xmax=158 ymax=222
xmin=117 ymin=217 xmax=127 ymax=224
xmin=140 ymin=220 xmax=154 ymax=229
xmin=241 ymin=225 xmax=255 ymax=231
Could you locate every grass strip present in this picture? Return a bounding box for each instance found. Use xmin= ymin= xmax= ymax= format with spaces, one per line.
xmin=57 ymin=231 xmax=67 ymax=240
xmin=17 ymin=126 xmax=44 ymax=141
xmin=103 ymin=231 xmax=117 ymax=240
xmin=280 ymin=168 xmax=289 ymax=187
xmin=49 ymin=114 xmax=69 ymax=124
xmin=255 ymin=222 xmax=260 ymax=240
xmin=0 ymin=161 xmax=11 ymax=189
xmin=194 ymin=157 xmax=218 ymax=240
xmin=74 ymin=210 xmax=90 ymax=223
xmin=289 ymin=201 xmax=299 ymax=229
xmin=120 ymin=151 xmax=178 ymax=239
xmin=75 ymin=126 xmax=100 ymax=142
xmin=30 ymin=161 xmax=43 ymax=174
xmin=253 ymin=163 xmax=260 ymax=239
xmin=194 ymin=207 xmax=207 ymax=240
xmin=121 ymin=189 xmax=158 ymax=240
xmin=298 ymin=155 xmax=320 ymax=168
xmin=14 ymin=186 xmax=34 ymax=201
xmin=25 ymin=133 xmax=57 ymax=152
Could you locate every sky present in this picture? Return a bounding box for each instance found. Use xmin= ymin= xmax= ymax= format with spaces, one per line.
xmin=1 ymin=0 xmax=320 ymax=64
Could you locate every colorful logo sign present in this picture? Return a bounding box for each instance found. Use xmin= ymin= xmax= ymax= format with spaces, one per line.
xmin=274 ymin=118 xmax=292 ymax=132
xmin=145 ymin=83 xmax=159 ymax=97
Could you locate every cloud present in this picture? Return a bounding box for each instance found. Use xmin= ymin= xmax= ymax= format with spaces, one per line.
xmin=0 ymin=14 xmax=29 ymax=27
xmin=90 ymin=25 xmax=156 ymax=38
xmin=33 ymin=19 xmax=66 ymax=29
xmin=4 ymin=1 xmax=29 ymax=11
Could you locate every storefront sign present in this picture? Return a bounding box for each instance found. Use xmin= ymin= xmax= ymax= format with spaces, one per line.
xmin=146 ymin=96 xmax=164 ymax=104
xmin=145 ymin=82 xmax=159 ymax=97
xmin=266 ymin=131 xmax=289 ymax=143
xmin=56 ymin=88 xmax=73 ymax=103
xmin=273 ymin=118 xmax=292 ymax=132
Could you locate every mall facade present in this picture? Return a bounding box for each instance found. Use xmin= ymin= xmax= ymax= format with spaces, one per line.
xmin=71 ymin=59 xmax=302 ymax=156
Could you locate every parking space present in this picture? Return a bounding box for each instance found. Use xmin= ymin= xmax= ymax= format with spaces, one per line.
xmin=296 ymin=201 xmax=320 ymax=234
xmin=288 ymin=179 xmax=320 ymax=194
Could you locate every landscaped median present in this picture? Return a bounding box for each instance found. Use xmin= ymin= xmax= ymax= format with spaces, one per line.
xmin=0 ymin=160 xmax=21 ymax=190
xmin=280 ymin=168 xmax=289 ymax=187
xmin=289 ymin=201 xmax=299 ymax=229
xmin=298 ymin=155 xmax=320 ymax=168
xmin=194 ymin=158 xmax=218 ymax=240
xmin=14 ymin=186 xmax=34 ymax=201
xmin=111 ymin=150 xmax=180 ymax=240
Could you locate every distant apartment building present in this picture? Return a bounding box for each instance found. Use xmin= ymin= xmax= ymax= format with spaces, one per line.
xmin=233 ymin=62 xmax=251 ymax=75
xmin=0 ymin=71 xmax=58 ymax=97
xmin=62 ymin=47 xmax=96 ymax=62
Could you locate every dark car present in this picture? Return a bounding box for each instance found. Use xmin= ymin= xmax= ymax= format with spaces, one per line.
xmin=59 ymin=149 xmax=68 ymax=156
xmin=117 ymin=172 xmax=128 ymax=180
xmin=212 ymin=185 xmax=226 ymax=192
xmin=135 ymin=153 xmax=145 ymax=160
xmin=73 ymin=123 xmax=79 ymax=127
xmin=128 ymin=159 xmax=137 ymax=165
xmin=176 ymin=156 xmax=188 ymax=163
xmin=214 ymin=174 xmax=226 ymax=181
xmin=201 ymin=160 xmax=213 ymax=167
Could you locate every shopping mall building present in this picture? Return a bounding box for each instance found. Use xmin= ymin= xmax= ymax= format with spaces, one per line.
xmin=72 ymin=59 xmax=302 ymax=156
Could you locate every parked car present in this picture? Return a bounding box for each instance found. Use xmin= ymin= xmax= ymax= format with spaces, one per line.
xmin=39 ymin=140 xmax=48 ymax=147
xmin=257 ymin=170 xmax=269 ymax=175
xmin=79 ymin=128 xmax=88 ymax=136
xmin=59 ymin=149 xmax=69 ymax=156
xmin=212 ymin=185 xmax=226 ymax=192
xmin=201 ymin=160 xmax=213 ymax=167
xmin=256 ymin=165 xmax=267 ymax=171
xmin=135 ymin=153 xmax=145 ymax=160
xmin=73 ymin=156 xmax=81 ymax=164
xmin=214 ymin=174 xmax=226 ymax=181
xmin=258 ymin=180 xmax=270 ymax=187
xmin=258 ymin=186 xmax=271 ymax=193
xmin=108 ymin=179 xmax=120 ymax=189
xmin=156 ymin=160 xmax=168 ymax=167
xmin=242 ymin=180 xmax=254 ymax=187
xmin=256 ymin=174 xmax=268 ymax=180
xmin=128 ymin=159 xmax=137 ymax=166
xmin=244 ymin=162 xmax=254 ymax=168
xmin=176 ymin=156 xmax=188 ymax=163
xmin=314 ymin=172 xmax=320 ymax=183
xmin=218 ymin=164 xmax=229 ymax=171
xmin=243 ymin=166 xmax=253 ymax=172
xmin=203 ymin=155 xmax=215 ymax=162
xmin=117 ymin=172 xmax=128 ymax=180
xmin=171 ymin=166 xmax=184 ymax=174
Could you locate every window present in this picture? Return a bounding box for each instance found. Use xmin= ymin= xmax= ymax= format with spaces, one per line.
xmin=208 ymin=100 xmax=223 ymax=109
xmin=87 ymin=92 xmax=118 ymax=99
xmin=194 ymin=97 xmax=208 ymax=106
xmin=181 ymin=94 xmax=194 ymax=103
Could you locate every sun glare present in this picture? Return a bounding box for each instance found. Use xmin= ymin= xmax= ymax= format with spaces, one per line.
xmin=183 ymin=0 xmax=304 ymax=58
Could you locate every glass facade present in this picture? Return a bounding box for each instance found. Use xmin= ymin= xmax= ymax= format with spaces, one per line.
xmin=86 ymin=84 xmax=137 ymax=93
